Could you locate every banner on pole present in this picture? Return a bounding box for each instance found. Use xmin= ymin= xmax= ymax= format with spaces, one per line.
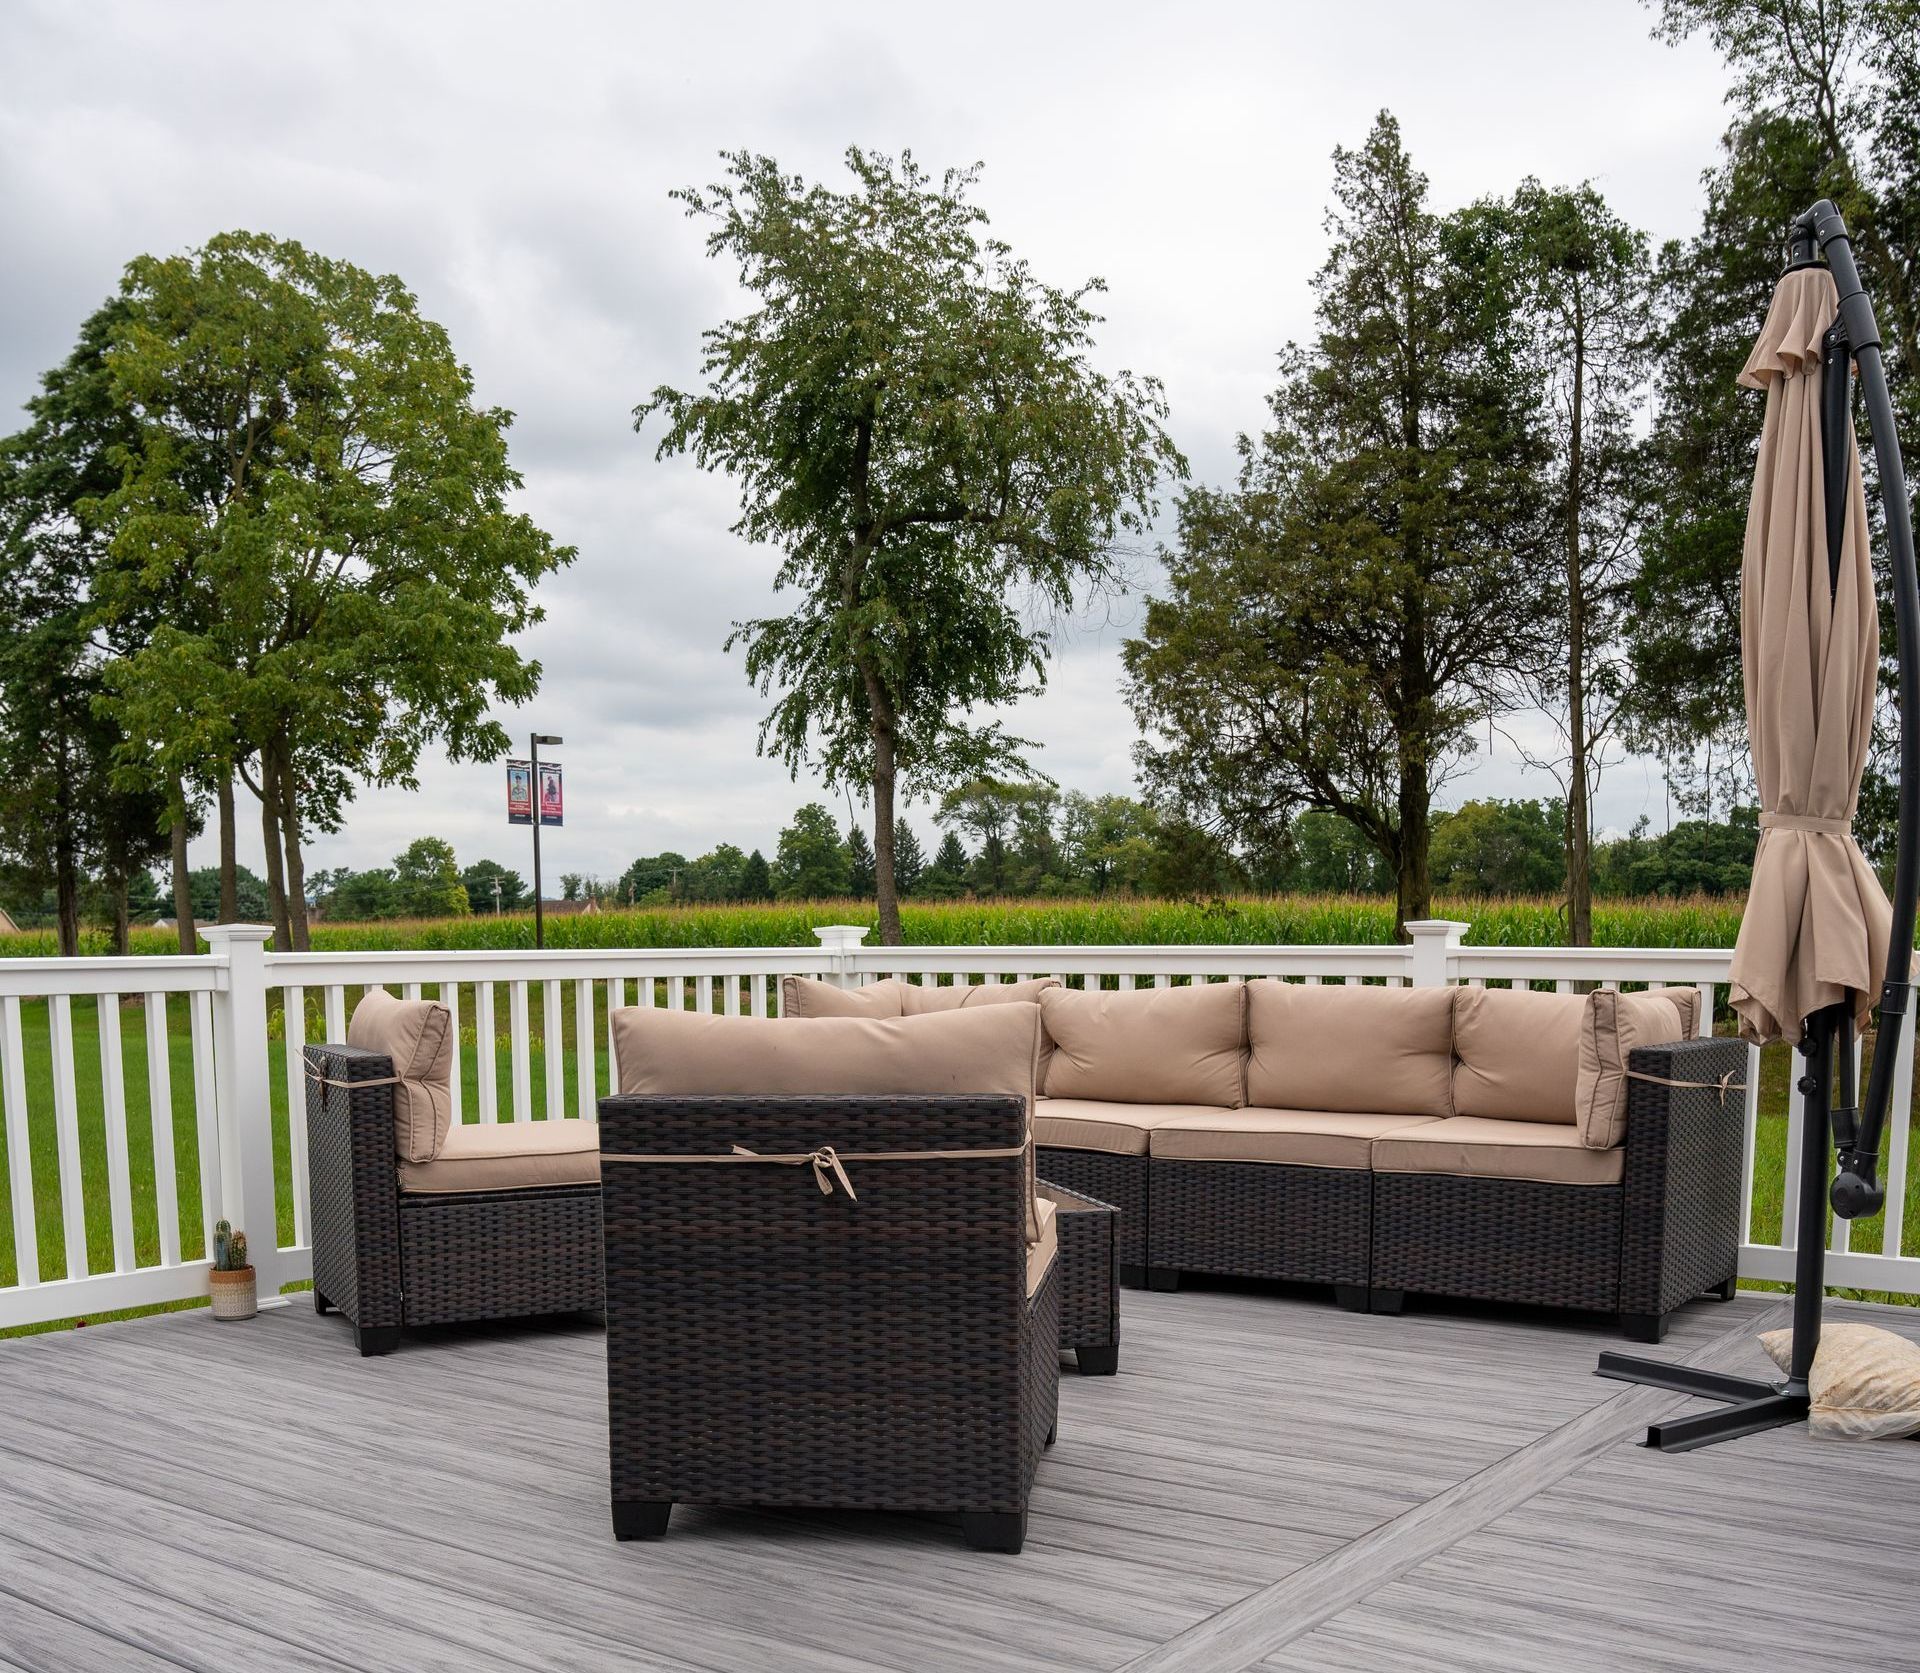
xmin=506 ymin=760 xmax=532 ymax=825
xmin=539 ymin=763 xmax=564 ymax=827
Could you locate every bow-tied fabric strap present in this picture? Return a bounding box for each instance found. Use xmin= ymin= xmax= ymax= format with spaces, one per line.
xmin=599 ymin=1140 xmax=1032 ymax=1203
xmin=1759 ymin=810 xmax=1854 ymax=835
xmin=1622 ymin=1068 xmax=1746 ymax=1108
xmin=302 ymin=1066 xmax=403 ymax=1090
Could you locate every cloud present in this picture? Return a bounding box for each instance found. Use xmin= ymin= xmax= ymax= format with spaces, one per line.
xmin=0 ymin=0 xmax=1734 ymax=881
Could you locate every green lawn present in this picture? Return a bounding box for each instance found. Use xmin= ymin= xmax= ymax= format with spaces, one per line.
xmin=3 ymin=981 xmax=1916 ymax=1335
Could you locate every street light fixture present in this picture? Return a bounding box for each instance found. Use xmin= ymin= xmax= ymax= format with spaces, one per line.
xmin=531 ymin=733 xmax=564 ymax=949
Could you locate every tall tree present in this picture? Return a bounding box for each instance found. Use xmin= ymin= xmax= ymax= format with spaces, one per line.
xmin=94 ymin=231 xmax=571 ymax=949
xmin=846 ymin=823 xmax=876 ymax=898
xmin=1127 ymin=114 xmax=1553 ymax=935
xmin=891 ymin=818 xmax=928 ymax=897
xmin=738 ymin=848 xmax=774 ymax=902
xmin=774 ymin=802 xmax=852 ymax=900
xmin=639 ymin=149 xmax=1184 ymax=945
xmin=1481 ymin=181 xmax=1654 ymax=943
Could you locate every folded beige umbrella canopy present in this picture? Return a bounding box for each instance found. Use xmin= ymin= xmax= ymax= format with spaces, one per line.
xmin=1727 ymin=265 xmax=1892 ymax=1046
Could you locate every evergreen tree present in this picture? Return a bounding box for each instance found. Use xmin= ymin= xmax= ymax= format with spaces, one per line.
xmin=891 ymin=818 xmax=928 ymax=896
xmin=847 ymin=823 xmax=876 ymax=898
xmin=924 ymin=830 xmax=973 ymax=898
xmin=739 ymin=848 xmax=773 ymax=901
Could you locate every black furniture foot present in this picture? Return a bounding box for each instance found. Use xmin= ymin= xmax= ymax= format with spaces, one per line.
xmin=355 ymin=1324 xmax=401 ymax=1357
xmin=612 ymin=1499 xmax=673 ymax=1541
xmin=960 ymin=1511 xmax=1027 ymax=1554
xmin=1074 ymin=1344 xmax=1119 ymax=1376
xmin=1117 ymin=1264 xmax=1147 ymax=1289
xmin=1619 ymin=1311 xmax=1669 ymax=1344
xmin=1369 ymin=1288 xmax=1405 ymax=1315
xmin=1145 ymin=1268 xmax=1180 ymax=1293
xmin=1333 ymin=1284 xmax=1370 ymax=1313
xmin=1045 ymin=1419 xmax=1058 ymax=1447
xmin=1709 ymin=1275 xmax=1739 ymax=1301
xmin=312 ymin=1289 xmax=332 ymax=1315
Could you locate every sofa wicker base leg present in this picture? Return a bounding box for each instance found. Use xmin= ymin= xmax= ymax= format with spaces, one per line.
xmin=1620 ymin=1311 xmax=1670 ymax=1344
xmin=960 ymin=1511 xmax=1027 ymax=1554
xmin=612 ymin=1500 xmax=673 ymax=1541
xmin=1710 ymin=1275 xmax=1739 ymax=1301
xmin=1333 ymin=1284 xmax=1369 ymax=1313
xmin=1145 ymin=1269 xmax=1180 ymax=1292
xmin=355 ymin=1325 xmax=401 ymax=1357
xmin=1045 ymin=1419 xmax=1058 ymax=1447
xmin=1117 ymin=1264 xmax=1147 ymax=1290
xmin=312 ymin=1289 xmax=332 ymax=1315
xmin=1074 ymin=1344 xmax=1119 ymax=1376
xmin=1369 ymin=1288 xmax=1405 ymax=1315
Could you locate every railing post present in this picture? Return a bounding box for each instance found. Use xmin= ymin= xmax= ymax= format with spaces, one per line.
xmin=812 ymin=924 xmax=872 ymax=989
xmin=1403 ymin=919 xmax=1468 ymax=987
xmin=203 ymin=925 xmax=285 ymax=1292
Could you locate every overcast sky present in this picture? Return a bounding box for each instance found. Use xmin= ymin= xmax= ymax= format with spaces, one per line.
xmin=0 ymin=1 xmax=1736 ymax=885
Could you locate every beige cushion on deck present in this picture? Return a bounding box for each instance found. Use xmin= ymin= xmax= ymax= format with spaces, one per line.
xmin=1027 ymin=1196 xmax=1058 ymax=1299
xmin=398 ymin=1118 xmax=600 ymax=1194
xmin=1576 ymin=989 xmax=1696 ymax=1149
xmin=1451 ymin=987 xmax=1585 ymax=1124
xmin=347 ymin=989 xmax=453 ymax=1163
xmin=780 ymin=976 xmax=907 ymax=1017
xmin=1150 ymin=1108 xmax=1443 ymax=1171
xmin=611 ymin=1003 xmax=1043 ymax=1240
xmin=1041 ymin=982 xmax=1246 ymax=1107
xmin=1371 ymin=1115 xmax=1623 ymax=1187
xmin=1246 ymin=981 xmax=1453 ymax=1117
xmin=1034 ymin=1098 xmax=1227 ymax=1157
xmin=1761 ymin=1323 xmax=1920 ymax=1440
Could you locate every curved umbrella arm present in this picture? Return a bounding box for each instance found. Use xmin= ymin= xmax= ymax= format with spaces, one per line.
xmin=1803 ymin=200 xmax=1920 ymax=1217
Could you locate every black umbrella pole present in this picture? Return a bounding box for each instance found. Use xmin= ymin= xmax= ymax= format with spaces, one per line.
xmin=1810 ymin=200 xmax=1920 ymax=1218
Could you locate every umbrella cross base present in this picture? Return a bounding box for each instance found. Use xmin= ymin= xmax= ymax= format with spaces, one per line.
xmin=1595 ymin=1354 xmax=1812 ymax=1452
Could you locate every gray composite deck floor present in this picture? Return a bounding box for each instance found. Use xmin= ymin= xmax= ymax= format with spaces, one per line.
xmin=1 ymin=1284 xmax=1917 ymax=1673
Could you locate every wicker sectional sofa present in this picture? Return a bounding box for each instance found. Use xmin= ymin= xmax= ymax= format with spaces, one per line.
xmin=1027 ymin=979 xmax=1745 ymax=1343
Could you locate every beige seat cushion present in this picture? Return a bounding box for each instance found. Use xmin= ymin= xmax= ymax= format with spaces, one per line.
xmin=1027 ymin=1195 xmax=1058 ymax=1299
xmin=1041 ymin=983 xmax=1246 ymax=1107
xmin=1451 ymin=987 xmax=1586 ymax=1124
xmin=1151 ymin=1108 xmax=1443 ymax=1171
xmin=1246 ymin=982 xmax=1453 ymax=1117
xmin=1371 ymin=1115 xmax=1623 ymax=1186
xmin=780 ymin=976 xmax=906 ymax=1017
xmin=347 ymin=989 xmax=453 ymax=1163
xmin=398 ymin=1118 xmax=600 ymax=1194
xmin=1576 ymin=989 xmax=1697 ymax=1149
xmin=1762 ymin=1323 xmax=1920 ymax=1440
xmin=611 ymin=1003 xmax=1043 ymax=1239
xmin=1034 ymin=1098 xmax=1228 ymax=1157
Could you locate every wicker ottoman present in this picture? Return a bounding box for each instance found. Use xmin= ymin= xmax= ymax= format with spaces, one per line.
xmin=1039 ymin=1179 xmax=1120 ymax=1376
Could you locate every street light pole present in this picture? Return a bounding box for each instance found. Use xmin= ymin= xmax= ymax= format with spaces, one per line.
xmin=530 ymin=732 xmax=563 ymax=949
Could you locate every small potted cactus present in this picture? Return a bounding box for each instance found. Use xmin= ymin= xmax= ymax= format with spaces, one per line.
xmin=208 ymin=1219 xmax=256 ymax=1321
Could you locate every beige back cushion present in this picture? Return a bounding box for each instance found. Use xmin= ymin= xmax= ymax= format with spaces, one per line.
xmin=1575 ymin=989 xmax=1695 ymax=1149
xmin=1040 ymin=982 xmax=1246 ymax=1107
xmin=346 ymin=989 xmax=454 ymax=1163
xmin=1451 ymin=987 xmax=1586 ymax=1124
xmin=779 ymin=976 xmax=907 ymax=1018
xmin=900 ymin=976 xmax=1059 ymax=1014
xmin=611 ymin=1003 xmax=1043 ymax=1240
xmin=1246 ymin=982 xmax=1453 ymax=1118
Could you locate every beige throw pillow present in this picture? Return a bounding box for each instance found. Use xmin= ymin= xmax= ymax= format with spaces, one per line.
xmin=900 ymin=976 xmax=1059 ymax=1014
xmin=1575 ymin=989 xmax=1695 ymax=1149
xmin=1761 ymin=1324 xmax=1920 ymax=1440
xmin=610 ymin=1003 xmax=1043 ymax=1240
xmin=1040 ymin=982 xmax=1246 ymax=1107
xmin=779 ymin=976 xmax=907 ymax=1018
xmin=346 ymin=989 xmax=454 ymax=1163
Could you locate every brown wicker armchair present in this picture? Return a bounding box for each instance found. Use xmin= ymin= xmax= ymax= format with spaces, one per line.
xmin=599 ymin=1091 xmax=1059 ymax=1553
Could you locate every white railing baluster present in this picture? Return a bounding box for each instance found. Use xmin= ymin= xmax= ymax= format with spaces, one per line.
xmin=403 ymin=982 xmax=422 ymax=1002
xmin=1884 ymin=1004 xmax=1914 ymax=1260
xmin=669 ymin=975 xmax=685 ymax=1012
xmin=697 ymin=974 xmax=714 ymax=1014
xmin=543 ymin=979 xmax=565 ymax=1120
xmin=1 ymin=995 xmax=37 ymax=1287
xmin=97 ymin=993 xmax=135 ymax=1274
xmin=324 ymin=984 xmax=346 ymax=1042
xmin=724 ymin=974 xmax=741 ymax=1017
xmin=575 ymin=978 xmax=596 ymax=1122
xmin=475 ymin=982 xmax=498 ymax=1123
xmin=48 ymin=995 xmax=87 ymax=1279
xmin=510 ymin=982 xmax=532 ymax=1124
xmin=190 ymin=991 xmax=220 ymax=1254
xmin=144 ymin=992 xmax=180 ymax=1269
xmin=283 ymin=986 xmax=310 ymax=1246
xmin=751 ymin=972 xmax=767 ymax=1020
xmin=606 ymin=977 xmax=624 ymax=1096
xmin=443 ymin=982 xmax=463 ymax=1128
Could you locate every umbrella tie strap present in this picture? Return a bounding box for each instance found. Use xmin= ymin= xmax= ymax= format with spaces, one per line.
xmin=1759 ymin=811 xmax=1853 ymax=835
xmin=600 ymin=1141 xmax=1031 ymax=1203
xmin=1624 ymin=1068 xmax=1746 ymax=1108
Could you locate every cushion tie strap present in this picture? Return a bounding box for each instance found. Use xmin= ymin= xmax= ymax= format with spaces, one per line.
xmin=600 ymin=1140 xmax=1031 ymax=1205
xmin=1623 ymin=1068 xmax=1746 ymax=1108
xmin=303 ymin=1066 xmax=403 ymax=1090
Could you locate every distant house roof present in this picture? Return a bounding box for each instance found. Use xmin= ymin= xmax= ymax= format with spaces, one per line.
xmin=0 ymin=906 xmax=18 ymax=934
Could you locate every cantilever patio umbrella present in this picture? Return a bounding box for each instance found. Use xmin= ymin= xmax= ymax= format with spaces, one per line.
xmin=1600 ymin=201 xmax=1920 ymax=1451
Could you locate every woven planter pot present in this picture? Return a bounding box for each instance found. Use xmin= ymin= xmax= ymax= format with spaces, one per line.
xmin=209 ymin=1266 xmax=257 ymax=1321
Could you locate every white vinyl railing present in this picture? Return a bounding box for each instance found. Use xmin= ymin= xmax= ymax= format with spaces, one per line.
xmin=0 ymin=918 xmax=1913 ymax=1330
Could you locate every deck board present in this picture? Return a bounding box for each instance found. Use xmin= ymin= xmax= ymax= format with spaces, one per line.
xmin=0 ymin=1285 xmax=1908 ymax=1672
